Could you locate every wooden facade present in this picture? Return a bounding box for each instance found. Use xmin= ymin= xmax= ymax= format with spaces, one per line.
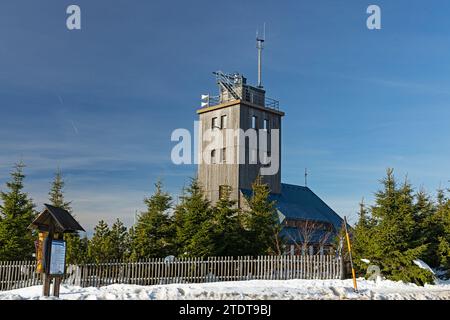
xmin=196 ymin=73 xmax=343 ymax=253
xmin=197 ymin=98 xmax=284 ymax=204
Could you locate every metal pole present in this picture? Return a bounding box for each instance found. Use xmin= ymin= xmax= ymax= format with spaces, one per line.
xmin=343 ymin=216 xmax=358 ymax=292
xmin=256 ymin=36 xmax=264 ymax=88
xmin=258 ymin=43 xmax=262 ymax=87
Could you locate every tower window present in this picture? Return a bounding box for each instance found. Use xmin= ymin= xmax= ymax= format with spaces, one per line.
xmin=263 ymin=119 xmax=269 ymax=130
xmin=220 ymin=148 xmax=227 ymax=163
xmin=211 ymin=149 xmax=216 ymax=164
xmin=212 ymin=117 xmax=218 ymax=129
xmin=221 ymin=147 xmax=226 ymax=163
xmin=251 ymin=116 xmax=257 ymax=129
xmin=221 ymin=115 xmax=227 ymax=129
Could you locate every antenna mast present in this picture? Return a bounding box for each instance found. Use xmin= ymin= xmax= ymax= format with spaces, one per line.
xmin=304 ymin=168 xmax=308 ymax=187
xmin=256 ymin=23 xmax=265 ymax=88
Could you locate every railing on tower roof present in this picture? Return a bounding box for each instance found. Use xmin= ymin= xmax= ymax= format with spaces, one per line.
xmin=200 ymin=71 xmax=280 ymax=111
xmin=201 ymin=94 xmax=280 ymax=111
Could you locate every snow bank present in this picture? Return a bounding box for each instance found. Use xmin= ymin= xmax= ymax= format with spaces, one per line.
xmin=1 ymin=278 xmax=450 ymax=300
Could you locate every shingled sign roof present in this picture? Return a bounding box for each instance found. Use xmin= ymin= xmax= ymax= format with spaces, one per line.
xmin=29 ymin=204 xmax=85 ymax=233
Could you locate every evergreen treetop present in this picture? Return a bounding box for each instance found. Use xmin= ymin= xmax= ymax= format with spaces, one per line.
xmin=353 ymin=169 xmax=435 ymax=285
xmin=174 ymin=178 xmax=214 ymax=257
xmin=0 ymin=162 xmax=36 ymax=261
xmin=243 ymin=175 xmax=283 ymax=255
xmin=130 ymin=181 xmax=175 ymax=260
xmin=210 ymin=185 xmax=245 ymax=256
xmin=48 ymin=168 xmax=72 ymax=212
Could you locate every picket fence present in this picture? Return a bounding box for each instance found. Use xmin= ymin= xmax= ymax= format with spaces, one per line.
xmin=0 ymin=255 xmax=342 ymax=291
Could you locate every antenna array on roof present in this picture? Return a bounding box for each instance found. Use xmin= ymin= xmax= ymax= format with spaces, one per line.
xmin=256 ymin=23 xmax=266 ymax=88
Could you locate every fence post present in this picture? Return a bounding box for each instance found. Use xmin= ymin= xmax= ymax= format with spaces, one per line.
xmin=0 ymin=255 xmax=345 ymax=291
xmin=340 ymin=256 xmax=345 ymax=280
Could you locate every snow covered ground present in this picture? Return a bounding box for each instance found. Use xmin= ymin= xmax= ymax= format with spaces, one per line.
xmin=1 ymin=278 xmax=449 ymax=300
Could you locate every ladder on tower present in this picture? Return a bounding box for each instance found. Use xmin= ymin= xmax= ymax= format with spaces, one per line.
xmin=213 ymin=71 xmax=241 ymax=100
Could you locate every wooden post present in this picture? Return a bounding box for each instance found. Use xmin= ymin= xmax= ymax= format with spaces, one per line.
xmin=42 ymin=273 xmax=51 ymax=297
xmin=53 ymin=277 xmax=61 ymax=297
xmin=340 ymin=255 xmax=345 ymax=280
xmin=42 ymin=226 xmax=54 ymax=297
xmin=52 ymin=232 xmax=63 ymax=297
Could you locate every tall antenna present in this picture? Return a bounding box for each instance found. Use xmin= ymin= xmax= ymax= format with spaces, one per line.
xmin=256 ymin=23 xmax=265 ymax=88
xmin=304 ymin=168 xmax=308 ymax=187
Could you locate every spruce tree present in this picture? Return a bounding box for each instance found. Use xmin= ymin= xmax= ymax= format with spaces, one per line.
xmin=174 ymin=178 xmax=214 ymax=257
xmin=0 ymin=162 xmax=36 ymax=261
xmin=353 ymin=169 xmax=433 ymax=285
xmin=436 ymin=188 xmax=447 ymax=208
xmin=210 ymin=185 xmax=246 ymax=256
xmin=109 ymin=218 xmax=129 ymax=260
xmin=66 ymin=234 xmax=89 ymax=264
xmin=130 ymin=181 xmax=175 ymax=260
xmin=414 ymin=189 xmax=435 ymax=226
xmin=49 ymin=169 xmax=72 ymax=211
xmin=413 ymin=189 xmax=439 ymax=266
xmin=48 ymin=169 xmax=86 ymax=265
xmin=434 ymin=193 xmax=450 ymax=276
xmin=352 ymin=199 xmax=375 ymax=272
xmin=243 ymin=176 xmax=283 ymax=255
xmin=88 ymin=220 xmax=112 ymax=263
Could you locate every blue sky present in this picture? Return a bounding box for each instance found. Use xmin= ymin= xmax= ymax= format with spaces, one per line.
xmin=1 ymin=0 xmax=450 ymax=234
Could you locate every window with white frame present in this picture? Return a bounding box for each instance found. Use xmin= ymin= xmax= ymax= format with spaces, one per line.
xmin=221 ymin=115 xmax=227 ymax=129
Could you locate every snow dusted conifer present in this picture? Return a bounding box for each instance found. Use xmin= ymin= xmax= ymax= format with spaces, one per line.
xmin=354 ymin=169 xmax=433 ymax=285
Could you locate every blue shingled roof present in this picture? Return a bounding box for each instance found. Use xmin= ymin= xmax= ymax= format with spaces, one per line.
xmin=241 ymin=183 xmax=344 ymax=231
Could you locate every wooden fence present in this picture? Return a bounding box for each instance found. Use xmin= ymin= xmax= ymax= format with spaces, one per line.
xmin=0 ymin=255 xmax=342 ymax=291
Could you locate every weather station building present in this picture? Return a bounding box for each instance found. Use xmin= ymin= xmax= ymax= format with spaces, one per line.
xmin=196 ymin=36 xmax=343 ymax=255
